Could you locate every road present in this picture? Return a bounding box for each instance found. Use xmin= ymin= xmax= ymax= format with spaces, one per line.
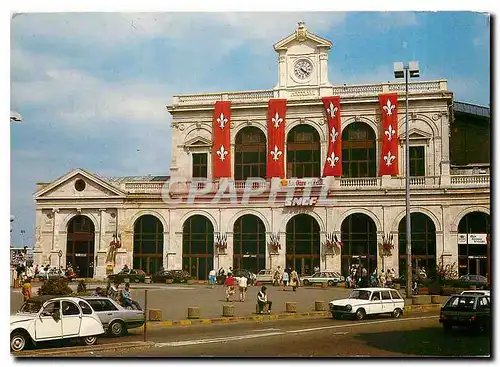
xmin=19 ymin=311 xmax=491 ymax=357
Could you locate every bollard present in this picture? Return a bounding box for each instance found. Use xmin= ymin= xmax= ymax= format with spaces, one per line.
xmin=166 ymin=279 xmax=173 ymax=284
xmin=285 ymin=302 xmax=297 ymax=313
xmin=314 ymin=300 xmax=327 ymax=311
xmin=148 ymin=309 xmax=162 ymax=321
xmin=187 ymin=307 xmax=201 ymax=319
xmin=222 ymin=304 xmax=235 ymax=317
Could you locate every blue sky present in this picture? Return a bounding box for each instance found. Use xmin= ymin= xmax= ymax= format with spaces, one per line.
xmin=9 ymin=11 xmax=490 ymax=246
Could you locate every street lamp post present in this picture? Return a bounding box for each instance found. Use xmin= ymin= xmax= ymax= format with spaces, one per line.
xmin=394 ymin=61 xmax=420 ymax=298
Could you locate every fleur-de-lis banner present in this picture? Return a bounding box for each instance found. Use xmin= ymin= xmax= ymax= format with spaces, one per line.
xmin=378 ymin=93 xmax=399 ymax=176
xmin=321 ymin=96 xmax=342 ymax=177
xmin=267 ymin=99 xmax=287 ymax=178
xmin=213 ymin=101 xmax=232 ymax=178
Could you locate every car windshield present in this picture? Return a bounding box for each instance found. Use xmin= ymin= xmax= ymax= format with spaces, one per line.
xmin=348 ymin=290 xmax=371 ymax=300
xmin=19 ymin=302 xmax=42 ymax=313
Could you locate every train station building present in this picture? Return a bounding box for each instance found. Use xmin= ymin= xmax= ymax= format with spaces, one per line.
xmin=33 ymin=23 xmax=490 ymax=280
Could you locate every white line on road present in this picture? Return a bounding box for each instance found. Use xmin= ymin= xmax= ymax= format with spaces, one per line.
xmin=153 ymin=315 xmax=439 ymax=348
xmin=252 ymin=328 xmax=282 ymax=332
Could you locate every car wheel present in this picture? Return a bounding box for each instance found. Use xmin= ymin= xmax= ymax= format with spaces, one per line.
xmin=355 ymin=308 xmax=366 ymax=321
xmin=109 ymin=320 xmax=126 ymax=337
xmin=327 ymin=280 xmax=334 ymax=287
xmin=392 ymin=308 xmax=402 ymax=318
xmin=81 ymin=336 xmax=98 ymax=346
xmin=11 ymin=331 xmax=28 ymax=352
xmin=303 ymin=280 xmax=310 ymax=286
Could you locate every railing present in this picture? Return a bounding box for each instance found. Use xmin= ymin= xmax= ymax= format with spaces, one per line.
xmin=172 ymin=80 xmax=447 ymax=106
xmin=124 ymin=182 xmax=167 ymax=194
xmin=450 ymin=175 xmax=490 ymax=186
xmin=409 ymin=177 xmax=426 ymax=186
xmin=340 ymin=177 xmax=380 ymax=187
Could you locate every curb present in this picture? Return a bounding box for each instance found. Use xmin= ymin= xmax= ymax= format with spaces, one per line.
xmin=142 ymin=303 xmax=441 ymax=329
xmin=13 ymin=341 xmax=155 ymax=357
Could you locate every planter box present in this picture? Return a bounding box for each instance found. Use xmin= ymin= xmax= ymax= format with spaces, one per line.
xmin=165 ymin=279 xmax=173 ymax=284
xmin=412 ymin=295 xmax=432 ymax=305
xmin=419 ymin=287 xmax=429 ymax=295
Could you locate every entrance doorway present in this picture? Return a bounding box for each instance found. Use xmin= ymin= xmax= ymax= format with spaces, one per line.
xmin=66 ymin=215 xmax=95 ymax=278
xmin=133 ymin=215 xmax=164 ymax=275
xmin=233 ymin=215 xmax=266 ymax=273
xmin=457 ymin=212 xmax=490 ymax=277
xmin=182 ymin=215 xmax=214 ymax=280
xmin=285 ymin=214 xmax=320 ymax=276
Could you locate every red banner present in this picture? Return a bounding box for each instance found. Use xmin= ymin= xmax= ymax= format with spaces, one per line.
xmin=212 ymin=101 xmax=231 ymax=179
xmin=321 ymin=96 xmax=342 ymax=177
xmin=266 ymin=99 xmax=287 ymax=178
xmin=378 ymin=93 xmax=399 ymax=176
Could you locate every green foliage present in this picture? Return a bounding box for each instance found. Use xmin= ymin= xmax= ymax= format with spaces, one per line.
xmin=77 ymin=279 xmax=87 ymax=293
xmin=38 ymin=277 xmax=72 ymax=296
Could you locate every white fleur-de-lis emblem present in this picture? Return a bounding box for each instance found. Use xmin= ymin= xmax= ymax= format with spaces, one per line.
xmin=217 ymin=113 xmax=228 ymax=129
xmin=382 ymin=99 xmax=395 ymax=116
xmin=272 ymin=112 xmax=283 ymax=129
xmin=330 ymin=126 xmax=339 ymax=144
xmin=384 ymin=151 xmax=396 ymax=166
xmin=216 ymin=145 xmax=228 ymax=161
xmin=384 ymin=124 xmax=395 ymax=141
xmin=327 ymin=102 xmax=338 ymax=119
xmin=326 ymin=152 xmax=339 ymax=167
xmin=270 ymin=145 xmax=282 ymax=161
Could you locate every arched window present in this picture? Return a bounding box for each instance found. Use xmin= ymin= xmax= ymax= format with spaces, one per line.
xmin=133 ymin=215 xmax=164 ymax=275
xmin=342 ymin=122 xmax=376 ymax=178
xmin=234 ymin=127 xmax=267 ymax=180
xmin=67 ymin=215 xmax=95 ymax=278
xmin=399 ymin=213 xmax=436 ymax=278
xmin=457 ymin=212 xmax=490 ymax=277
xmin=233 ymin=215 xmax=266 ymax=273
xmin=286 ymin=214 xmax=320 ymax=275
xmin=340 ymin=213 xmax=377 ymax=276
xmin=182 ymin=215 xmax=214 ymax=280
xmin=286 ymin=125 xmax=321 ymax=178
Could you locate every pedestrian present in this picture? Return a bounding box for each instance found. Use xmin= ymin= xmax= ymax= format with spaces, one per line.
xmin=273 ymin=266 xmax=282 ymax=286
xmin=92 ymin=287 xmax=102 ymax=296
xmin=237 ymin=275 xmax=248 ymax=302
xmin=257 ymin=286 xmax=272 ymax=314
xmin=121 ymin=283 xmax=141 ymax=310
xmin=380 ymin=272 xmax=386 ymax=288
xmin=208 ymin=268 xmax=216 ymax=289
xmin=313 ymin=265 xmax=320 ymax=274
xmin=108 ymin=281 xmax=120 ymax=301
xmin=282 ymin=269 xmax=289 ymax=290
xmin=386 ymin=269 xmax=393 ymax=287
xmin=22 ymin=277 xmax=31 ymax=301
xmin=290 ymin=269 xmax=299 ymax=292
xmin=224 ymin=273 xmax=236 ymax=302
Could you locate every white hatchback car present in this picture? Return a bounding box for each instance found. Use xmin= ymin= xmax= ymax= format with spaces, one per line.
xmin=329 ymin=287 xmax=405 ymax=320
xmin=10 ymin=295 xmax=105 ymax=352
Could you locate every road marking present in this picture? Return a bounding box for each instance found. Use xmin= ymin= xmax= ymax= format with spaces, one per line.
xmin=152 ymin=315 xmax=439 ymax=348
xmin=252 ymin=328 xmax=281 ymax=332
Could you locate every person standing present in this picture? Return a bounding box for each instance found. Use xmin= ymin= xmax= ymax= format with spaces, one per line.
xmin=237 ymin=275 xmax=248 ymax=302
xmin=257 ymin=286 xmax=272 ymax=314
xmin=224 ymin=273 xmax=236 ymax=302
xmin=282 ymin=269 xmax=289 ymax=290
xmin=22 ymin=277 xmax=31 ymax=301
xmin=290 ymin=269 xmax=299 ymax=292
xmin=208 ymin=269 xmax=216 ymax=289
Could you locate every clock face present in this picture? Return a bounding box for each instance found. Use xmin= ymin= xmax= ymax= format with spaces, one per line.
xmin=294 ymin=58 xmax=313 ymax=79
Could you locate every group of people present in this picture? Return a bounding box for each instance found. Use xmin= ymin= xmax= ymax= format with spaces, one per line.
xmin=104 ymin=281 xmax=141 ymax=310
xmin=274 ymin=266 xmax=300 ymax=291
xmin=222 ymin=272 xmax=248 ymax=302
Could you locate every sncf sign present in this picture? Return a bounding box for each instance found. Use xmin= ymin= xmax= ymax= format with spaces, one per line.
xmin=284 ymin=197 xmax=318 ymax=207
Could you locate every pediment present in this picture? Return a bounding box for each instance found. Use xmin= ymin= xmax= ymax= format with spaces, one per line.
xmin=398 ymin=128 xmax=432 ymax=141
xmin=274 ymin=23 xmax=333 ymax=51
xmin=184 ymin=136 xmax=212 ymax=148
xmin=34 ymin=168 xmax=126 ymax=200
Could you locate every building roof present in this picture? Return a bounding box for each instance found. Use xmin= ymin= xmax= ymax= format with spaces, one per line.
xmin=106 ymin=175 xmax=170 ymax=183
xmin=453 ymin=101 xmax=490 ymax=118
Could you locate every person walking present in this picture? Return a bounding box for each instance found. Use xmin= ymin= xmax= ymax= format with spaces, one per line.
xmin=290 ymin=269 xmax=299 ymax=292
xmin=282 ymin=269 xmax=289 ymax=290
xmin=22 ymin=277 xmax=32 ymax=301
xmin=257 ymin=286 xmax=272 ymax=314
xmin=208 ymin=269 xmax=216 ymax=288
xmin=224 ymin=273 xmax=236 ymax=302
xmin=237 ymin=275 xmax=248 ymax=302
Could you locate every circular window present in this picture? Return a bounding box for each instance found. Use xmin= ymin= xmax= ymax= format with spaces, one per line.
xmin=75 ymin=179 xmax=86 ymax=192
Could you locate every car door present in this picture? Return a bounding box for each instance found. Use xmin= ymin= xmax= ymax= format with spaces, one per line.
xmin=61 ymin=300 xmax=82 ymax=337
xmin=380 ymin=290 xmax=394 ymax=313
xmin=390 ymin=290 xmax=404 ymax=310
xmin=35 ymin=300 xmax=62 ymax=340
xmin=369 ymin=291 xmax=383 ymax=314
xmin=476 ymin=296 xmax=490 ymax=325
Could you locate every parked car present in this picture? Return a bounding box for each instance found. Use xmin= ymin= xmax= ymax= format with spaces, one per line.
xmin=11 ymin=295 xmax=104 ymax=352
xmin=107 ymin=269 xmax=146 ymax=283
xmin=151 ymin=269 xmax=191 ymax=283
xmin=302 ymin=271 xmax=344 ymax=286
xmin=460 ymin=290 xmax=491 ymax=297
xmin=459 ymin=275 xmax=488 ymax=288
xmin=329 ymin=287 xmax=405 ymax=320
xmin=439 ymin=294 xmax=490 ymax=333
xmin=81 ymin=297 xmax=144 ymax=337
xmin=233 ymin=269 xmax=257 ymax=285
xmin=255 ymin=269 xmax=274 ymax=284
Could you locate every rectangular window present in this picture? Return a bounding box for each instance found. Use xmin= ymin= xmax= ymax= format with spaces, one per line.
xmin=192 ymin=153 xmax=208 ymax=178
xmin=410 ymin=146 xmax=425 ymax=177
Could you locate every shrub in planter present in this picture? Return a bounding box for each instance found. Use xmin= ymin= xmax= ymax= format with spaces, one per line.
xmin=428 ymin=281 xmax=441 ymax=295
xmin=38 ymin=277 xmax=72 ymax=296
xmin=77 ymin=279 xmax=87 ymax=293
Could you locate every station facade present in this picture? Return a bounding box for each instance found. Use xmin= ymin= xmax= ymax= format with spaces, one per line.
xmin=33 ymin=23 xmax=490 ymax=280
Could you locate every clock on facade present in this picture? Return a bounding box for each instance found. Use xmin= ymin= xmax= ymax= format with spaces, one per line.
xmin=293 ymin=58 xmax=313 ymax=79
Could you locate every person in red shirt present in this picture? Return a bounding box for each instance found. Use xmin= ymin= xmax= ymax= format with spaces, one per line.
xmin=225 ymin=273 xmax=236 ymax=302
